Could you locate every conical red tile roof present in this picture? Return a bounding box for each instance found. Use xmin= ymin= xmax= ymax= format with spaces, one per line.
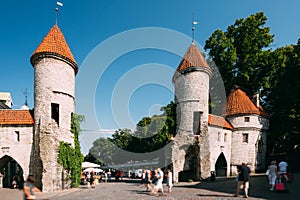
xmin=30 ymin=25 xmax=78 ymax=74
xmin=176 ymin=43 xmax=211 ymax=72
xmin=226 ymin=87 xmax=268 ymax=117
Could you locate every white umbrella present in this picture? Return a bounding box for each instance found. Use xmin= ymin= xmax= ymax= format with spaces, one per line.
xmin=93 ymin=168 xmax=103 ymax=173
xmin=82 ymin=161 xmax=100 ymax=169
xmin=83 ymin=168 xmax=103 ymax=173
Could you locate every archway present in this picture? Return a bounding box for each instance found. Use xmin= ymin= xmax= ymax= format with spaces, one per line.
xmin=0 ymin=155 xmax=24 ymax=188
xmin=215 ymin=153 xmax=227 ymax=177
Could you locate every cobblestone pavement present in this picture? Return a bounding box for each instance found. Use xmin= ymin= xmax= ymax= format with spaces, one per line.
xmin=1 ymin=173 xmax=299 ymax=200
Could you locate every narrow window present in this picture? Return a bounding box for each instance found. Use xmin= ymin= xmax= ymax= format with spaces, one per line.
xmin=244 ymin=117 xmax=250 ymax=122
xmin=217 ymin=132 xmax=221 ymax=141
xmin=15 ymin=131 xmax=20 ymax=142
xmin=193 ymin=111 xmax=202 ymax=135
xmin=224 ymin=133 xmax=227 ymax=142
xmin=51 ymin=103 xmax=59 ymax=126
xmin=242 ymin=133 xmax=249 ymax=143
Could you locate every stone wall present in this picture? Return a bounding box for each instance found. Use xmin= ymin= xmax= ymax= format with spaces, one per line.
xmin=33 ymin=57 xmax=75 ymax=192
xmin=174 ymin=71 xmax=210 ymax=133
xmin=0 ymin=125 xmax=33 ymax=179
xmin=227 ymin=114 xmax=268 ymax=173
xmin=172 ymin=68 xmax=211 ymax=182
xmin=208 ymin=126 xmax=232 ymax=176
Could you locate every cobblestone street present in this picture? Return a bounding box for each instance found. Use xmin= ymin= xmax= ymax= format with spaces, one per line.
xmin=1 ymin=173 xmax=299 ymax=200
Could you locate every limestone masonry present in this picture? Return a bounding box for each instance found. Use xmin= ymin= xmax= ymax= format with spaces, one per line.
xmin=0 ymin=25 xmax=268 ymax=190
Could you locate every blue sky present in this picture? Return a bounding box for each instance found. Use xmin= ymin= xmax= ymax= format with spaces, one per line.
xmin=1 ymin=0 xmax=299 ymax=153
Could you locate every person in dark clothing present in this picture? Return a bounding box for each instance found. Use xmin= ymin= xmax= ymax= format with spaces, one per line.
xmin=23 ymin=175 xmax=42 ymax=200
xmin=235 ymin=163 xmax=251 ymax=198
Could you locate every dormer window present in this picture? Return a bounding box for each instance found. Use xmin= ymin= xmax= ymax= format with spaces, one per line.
xmin=244 ymin=117 xmax=250 ymax=122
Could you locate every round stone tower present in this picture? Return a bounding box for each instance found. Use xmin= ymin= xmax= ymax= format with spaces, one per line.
xmin=226 ymin=87 xmax=268 ymax=173
xmin=171 ymin=42 xmax=212 ymax=182
xmin=30 ymin=24 xmax=78 ymax=192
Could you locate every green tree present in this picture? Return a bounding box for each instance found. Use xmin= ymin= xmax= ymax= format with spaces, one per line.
xmin=135 ymin=117 xmax=151 ymax=138
xmin=204 ymin=12 xmax=274 ymax=95
xmin=267 ymin=40 xmax=300 ymax=154
xmin=89 ymin=137 xmax=116 ymax=165
xmin=87 ymin=102 xmax=176 ymax=165
xmin=58 ymin=113 xmax=84 ymax=188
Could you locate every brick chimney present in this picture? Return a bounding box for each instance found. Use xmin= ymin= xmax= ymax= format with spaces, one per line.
xmin=252 ymin=93 xmax=260 ymax=108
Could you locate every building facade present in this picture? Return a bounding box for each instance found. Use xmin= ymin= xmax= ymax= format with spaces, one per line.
xmin=0 ymin=24 xmax=268 ymax=188
xmin=0 ymin=24 xmax=77 ymax=192
xmin=171 ymin=42 xmax=269 ymax=182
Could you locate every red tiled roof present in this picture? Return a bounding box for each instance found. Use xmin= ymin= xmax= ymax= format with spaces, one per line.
xmin=30 ymin=25 xmax=78 ymax=74
xmin=176 ymin=43 xmax=211 ymax=72
xmin=208 ymin=114 xmax=233 ymax=130
xmin=226 ymin=87 xmax=268 ymax=117
xmin=0 ymin=110 xmax=34 ymax=125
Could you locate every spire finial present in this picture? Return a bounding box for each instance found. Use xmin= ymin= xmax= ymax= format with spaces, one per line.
xmin=192 ymin=14 xmax=198 ymax=43
xmin=55 ymin=1 xmax=64 ymax=25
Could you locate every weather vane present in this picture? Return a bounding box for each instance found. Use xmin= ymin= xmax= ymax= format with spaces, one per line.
xmin=55 ymin=1 xmax=64 ymax=25
xmin=192 ymin=14 xmax=198 ymax=43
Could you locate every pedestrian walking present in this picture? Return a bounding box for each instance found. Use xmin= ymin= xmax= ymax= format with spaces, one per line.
xmin=267 ymin=160 xmax=278 ymax=191
xmin=235 ymin=162 xmax=251 ymax=198
xmin=23 ymin=175 xmax=42 ymax=200
xmin=165 ymin=168 xmax=173 ymax=193
xmin=278 ymin=159 xmax=289 ymax=182
xmin=151 ymin=168 xmax=164 ymax=195
xmin=144 ymin=170 xmax=152 ymax=191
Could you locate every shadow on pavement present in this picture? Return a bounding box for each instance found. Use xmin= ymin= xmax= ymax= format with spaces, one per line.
xmin=176 ymin=173 xmax=299 ymax=200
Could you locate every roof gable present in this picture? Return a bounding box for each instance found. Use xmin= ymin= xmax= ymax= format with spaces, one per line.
xmin=0 ymin=110 xmax=34 ymax=125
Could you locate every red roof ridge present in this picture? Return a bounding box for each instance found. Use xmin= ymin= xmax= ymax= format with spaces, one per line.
xmin=30 ymin=25 xmax=78 ymax=74
xmin=0 ymin=110 xmax=34 ymax=125
xmin=208 ymin=114 xmax=233 ymax=130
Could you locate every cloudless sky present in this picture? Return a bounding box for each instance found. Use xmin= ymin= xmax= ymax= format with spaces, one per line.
xmin=1 ymin=0 xmax=299 ymax=154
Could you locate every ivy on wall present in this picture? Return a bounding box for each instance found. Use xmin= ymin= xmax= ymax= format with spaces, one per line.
xmin=58 ymin=113 xmax=84 ymax=188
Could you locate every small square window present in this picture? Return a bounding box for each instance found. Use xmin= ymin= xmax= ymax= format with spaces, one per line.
xmin=244 ymin=117 xmax=250 ymax=122
xmin=242 ymin=133 xmax=249 ymax=143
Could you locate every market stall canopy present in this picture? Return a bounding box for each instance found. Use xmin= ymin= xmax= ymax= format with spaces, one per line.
xmin=83 ymin=168 xmax=103 ymax=173
xmin=82 ymin=161 xmax=100 ymax=169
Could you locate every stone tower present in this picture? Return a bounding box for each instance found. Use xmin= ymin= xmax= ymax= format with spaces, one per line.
xmin=226 ymin=87 xmax=268 ymax=173
xmin=171 ymin=42 xmax=212 ymax=182
xmin=30 ymin=25 xmax=78 ymax=192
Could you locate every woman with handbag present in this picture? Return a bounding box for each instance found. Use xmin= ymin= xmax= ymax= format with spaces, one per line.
xmin=268 ymin=161 xmax=278 ymax=191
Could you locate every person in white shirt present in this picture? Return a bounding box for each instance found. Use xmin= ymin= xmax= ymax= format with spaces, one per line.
xmin=278 ymin=160 xmax=289 ymax=182
xmin=151 ymin=168 xmax=164 ymax=195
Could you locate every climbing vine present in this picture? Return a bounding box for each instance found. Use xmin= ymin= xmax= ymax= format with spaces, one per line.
xmin=58 ymin=113 xmax=84 ymax=188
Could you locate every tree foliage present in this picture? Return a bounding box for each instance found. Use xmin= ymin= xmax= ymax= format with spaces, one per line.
xmin=58 ymin=113 xmax=84 ymax=187
xmin=267 ymin=40 xmax=300 ymax=154
xmin=85 ymin=101 xmax=176 ymax=165
xmin=205 ymin=11 xmax=300 ymax=157
xmin=204 ymin=12 xmax=274 ymax=95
